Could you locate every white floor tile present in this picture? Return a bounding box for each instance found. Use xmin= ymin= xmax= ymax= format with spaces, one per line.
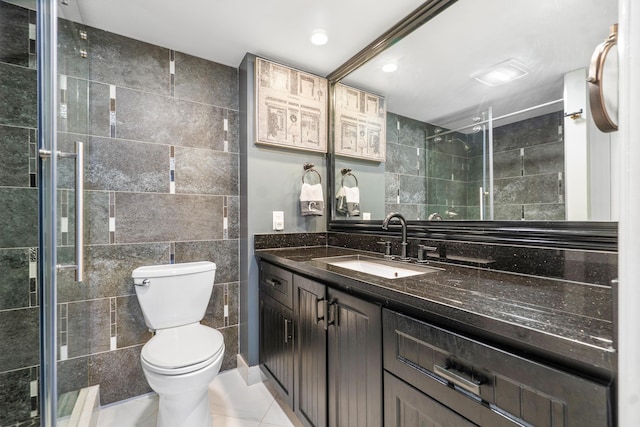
xmin=97 ymin=394 xmax=158 ymax=427
xmin=92 ymin=369 xmax=301 ymax=427
xmin=212 ymin=414 xmax=261 ymax=427
xmin=209 ymin=370 xmax=274 ymax=422
xmin=260 ymin=400 xmax=295 ymax=427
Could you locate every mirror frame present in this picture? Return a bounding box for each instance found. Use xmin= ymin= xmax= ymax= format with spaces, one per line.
xmin=325 ymin=0 xmax=618 ymax=252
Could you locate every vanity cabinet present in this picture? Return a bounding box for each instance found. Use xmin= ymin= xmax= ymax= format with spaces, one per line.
xmin=383 ymin=309 xmax=612 ymax=427
xmin=294 ymin=275 xmax=382 ymax=427
xmin=259 ymin=261 xmax=382 ymax=427
xmin=259 ymin=262 xmax=294 ymax=407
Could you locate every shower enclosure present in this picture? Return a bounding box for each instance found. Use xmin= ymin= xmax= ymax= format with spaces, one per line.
xmin=422 ymin=99 xmax=566 ymax=221
xmin=1 ymin=0 xmax=88 ymax=425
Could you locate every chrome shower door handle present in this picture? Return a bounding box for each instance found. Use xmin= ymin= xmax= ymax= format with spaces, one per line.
xmin=56 ymin=141 xmax=84 ymax=282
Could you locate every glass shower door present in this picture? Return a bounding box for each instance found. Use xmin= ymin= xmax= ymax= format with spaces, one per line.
xmin=0 ymin=1 xmax=88 ymax=425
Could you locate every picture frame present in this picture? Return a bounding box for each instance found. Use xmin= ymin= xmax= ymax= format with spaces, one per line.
xmin=334 ymin=83 xmax=386 ymax=162
xmin=255 ymin=57 xmax=328 ymax=153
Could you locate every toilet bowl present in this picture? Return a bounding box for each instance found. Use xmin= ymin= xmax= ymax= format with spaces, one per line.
xmin=132 ymin=261 xmax=225 ymax=427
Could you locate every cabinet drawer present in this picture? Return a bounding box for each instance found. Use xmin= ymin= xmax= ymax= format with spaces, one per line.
xmin=383 ymin=309 xmax=611 ymax=427
xmin=259 ymin=261 xmax=293 ymax=308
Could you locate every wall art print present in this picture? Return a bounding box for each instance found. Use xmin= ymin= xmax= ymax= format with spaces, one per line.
xmin=255 ymin=57 xmax=328 ymax=153
xmin=334 ymin=82 xmax=386 ymax=162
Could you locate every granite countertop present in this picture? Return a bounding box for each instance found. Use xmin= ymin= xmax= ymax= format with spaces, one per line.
xmin=255 ymin=246 xmax=616 ymax=377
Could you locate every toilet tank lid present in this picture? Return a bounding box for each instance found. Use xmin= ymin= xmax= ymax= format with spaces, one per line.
xmin=132 ymin=261 xmax=216 ymax=279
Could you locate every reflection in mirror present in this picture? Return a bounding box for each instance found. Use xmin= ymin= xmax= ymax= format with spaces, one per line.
xmin=333 ymin=0 xmax=618 ymax=222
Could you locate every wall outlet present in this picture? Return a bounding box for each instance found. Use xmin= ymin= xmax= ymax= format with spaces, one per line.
xmin=363 ymin=212 xmax=371 ymax=220
xmin=273 ymin=211 xmax=284 ymax=231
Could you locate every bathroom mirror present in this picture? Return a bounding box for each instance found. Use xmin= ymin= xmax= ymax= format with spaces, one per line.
xmin=328 ymin=0 xmax=619 ymax=225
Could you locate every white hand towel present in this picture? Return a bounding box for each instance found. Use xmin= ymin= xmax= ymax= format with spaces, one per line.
xmin=300 ymin=183 xmax=324 ymax=216
xmin=343 ymin=186 xmax=360 ymax=216
xmin=336 ymin=186 xmax=348 ymax=215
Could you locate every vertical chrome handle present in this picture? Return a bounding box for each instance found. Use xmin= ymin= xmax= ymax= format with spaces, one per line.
xmin=479 ymin=186 xmax=484 ymax=220
xmin=75 ymin=141 xmax=84 ymax=282
xmin=56 ymin=141 xmax=84 ymax=282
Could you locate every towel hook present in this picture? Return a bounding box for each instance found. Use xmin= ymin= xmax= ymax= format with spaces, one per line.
xmin=340 ymin=168 xmax=358 ymax=187
xmin=302 ymin=163 xmax=322 ymax=184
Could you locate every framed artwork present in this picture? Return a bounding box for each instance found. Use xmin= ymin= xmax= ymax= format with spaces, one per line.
xmin=255 ymin=57 xmax=328 ymax=153
xmin=334 ymin=83 xmax=386 ymax=162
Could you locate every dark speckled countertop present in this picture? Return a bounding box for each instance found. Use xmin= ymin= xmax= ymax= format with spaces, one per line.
xmin=255 ymin=246 xmax=616 ymax=378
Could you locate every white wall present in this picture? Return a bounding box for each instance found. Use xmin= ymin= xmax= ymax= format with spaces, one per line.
xmin=617 ymin=0 xmax=640 ymax=424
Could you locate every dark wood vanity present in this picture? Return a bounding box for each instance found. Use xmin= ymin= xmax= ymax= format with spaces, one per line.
xmin=256 ymin=245 xmax=614 ymax=427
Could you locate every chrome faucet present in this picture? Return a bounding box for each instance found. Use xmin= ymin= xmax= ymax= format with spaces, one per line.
xmin=382 ymin=212 xmax=410 ymax=261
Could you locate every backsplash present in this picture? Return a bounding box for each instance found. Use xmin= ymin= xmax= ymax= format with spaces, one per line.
xmin=254 ymin=232 xmax=617 ymax=287
xmin=0 ymin=3 xmax=239 ymax=425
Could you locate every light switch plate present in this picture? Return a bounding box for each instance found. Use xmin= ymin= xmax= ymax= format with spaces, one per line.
xmin=273 ymin=211 xmax=284 ymax=231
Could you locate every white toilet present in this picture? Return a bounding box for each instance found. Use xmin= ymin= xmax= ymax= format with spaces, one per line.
xmin=132 ymin=261 xmax=225 ymax=427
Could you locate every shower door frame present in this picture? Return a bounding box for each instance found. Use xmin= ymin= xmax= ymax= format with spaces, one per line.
xmin=37 ymin=0 xmax=58 ymax=425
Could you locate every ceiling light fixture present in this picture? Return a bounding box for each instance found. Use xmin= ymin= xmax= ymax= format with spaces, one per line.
xmin=310 ymin=29 xmax=328 ymax=46
xmin=382 ymin=63 xmax=398 ymax=73
xmin=473 ymin=59 xmax=529 ymax=87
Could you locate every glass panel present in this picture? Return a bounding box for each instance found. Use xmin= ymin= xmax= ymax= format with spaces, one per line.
xmin=55 ymin=1 xmax=90 ymax=425
xmin=0 ymin=0 xmax=43 ymax=425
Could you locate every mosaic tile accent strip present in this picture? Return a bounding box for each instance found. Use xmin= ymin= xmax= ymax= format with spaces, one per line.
xmin=109 ymin=191 xmax=116 ymax=244
xmin=170 ymin=145 xmax=175 ymax=194
xmin=223 ymin=196 xmax=228 ymax=240
xmin=170 ymin=242 xmax=175 ymax=264
xmin=223 ymin=283 xmax=229 ymax=327
xmin=223 ymin=109 xmax=229 ymax=152
xmin=29 ymin=247 xmax=37 ymax=307
xmin=60 ymin=189 xmax=69 ymax=246
xmin=59 ymin=75 xmax=68 ymax=120
xmin=110 ymin=297 xmax=117 ymax=351
xmin=29 ymin=128 xmax=36 ymax=187
xmin=109 ymin=85 xmax=116 ymax=138
xmin=558 ymin=172 xmax=564 ymax=204
xmin=30 ymin=366 xmax=38 ymax=418
xmin=59 ymin=303 xmax=68 ymax=361
xmin=170 ymin=50 xmax=175 ymax=97
xmin=28 ymin=22 xmax=36 ymax=69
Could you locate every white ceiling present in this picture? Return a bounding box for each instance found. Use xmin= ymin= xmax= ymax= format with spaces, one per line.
xmin=59 ymin=0 xmax=425 ymax=77
xmin=14 ymin=0 xmax=618 ymax=129
xmin=342 ymin=0 xmax=619 ymax=128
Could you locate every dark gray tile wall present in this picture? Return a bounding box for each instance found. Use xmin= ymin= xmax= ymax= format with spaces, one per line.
xmin=488 ymin=111 xmax=565 ymax=220
xmin=385 ymin=110 xmax=565 ymax=221
xmin=0 ymin=3 xmax=240 ymax=423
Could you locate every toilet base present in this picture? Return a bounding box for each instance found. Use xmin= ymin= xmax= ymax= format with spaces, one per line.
xmin=156 ymin=388 xmax=212 ymax=427
xmin=142 ymin=349 xmax=223 ymax=427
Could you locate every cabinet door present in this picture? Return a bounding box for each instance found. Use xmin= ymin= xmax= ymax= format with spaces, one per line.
xmin=294 ymin=276 xmax=327 ymax=427
xmin=385 ymin=372 xmax=477 ymax=427
xmin=328 ymin=288 xmax=382 ymax=427
xmin=259 ymin=291 xmax=294 ymax=407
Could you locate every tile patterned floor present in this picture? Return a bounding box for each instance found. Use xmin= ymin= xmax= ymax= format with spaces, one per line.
xmin=95 ymin=369 xmax=301 ymax=427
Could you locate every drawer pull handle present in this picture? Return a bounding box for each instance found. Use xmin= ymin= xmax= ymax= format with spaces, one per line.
xmin=434 ymin=364 xmax=482 ymax=396
xmin=284 ymin=318 xmax=292 ymax=343
xmin=266 ymin=278 xmax=281 ymax=287
xmin=315 ymin=298 xmax=325 ymax=326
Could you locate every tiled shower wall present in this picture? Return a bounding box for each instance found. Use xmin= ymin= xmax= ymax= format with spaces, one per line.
xmin=0 ymin=3 xmax=240 ymax=425
xmin=385 ymin=112 xmax=472 ymax=220
xmin=385 ymin=110 xmax=565 ymax=220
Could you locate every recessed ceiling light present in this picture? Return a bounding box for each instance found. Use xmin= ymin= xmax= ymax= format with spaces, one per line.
xmin=382 ymin=63 xmax=398 ymax=73
xmin=473 ymin=59 xmax=529 ymax=87
xmin=310 ymin=29 xmax=328 ymax=46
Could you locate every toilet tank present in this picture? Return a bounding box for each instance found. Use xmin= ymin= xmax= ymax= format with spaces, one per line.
xmin=132 ymin=261 xmax=216 ymax=330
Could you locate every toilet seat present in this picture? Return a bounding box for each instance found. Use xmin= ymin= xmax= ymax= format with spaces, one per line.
xmin=141 ymin=323 xmax=224 ymax=376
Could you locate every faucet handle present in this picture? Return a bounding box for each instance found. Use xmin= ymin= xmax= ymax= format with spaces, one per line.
xmin=377 ymin=241 xmax=393 ymax=258
xmin=417 ymin=244 xmax=437 ymax=263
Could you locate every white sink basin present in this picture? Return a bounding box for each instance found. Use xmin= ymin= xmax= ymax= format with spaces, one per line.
xmin=315 ymin=255 xmax=442 ymax=279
